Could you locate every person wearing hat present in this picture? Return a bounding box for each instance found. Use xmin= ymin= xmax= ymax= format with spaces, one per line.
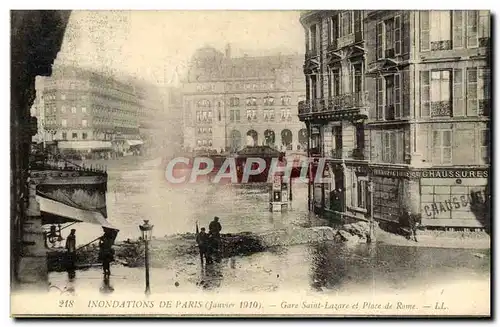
xmin=65 ymin=229 xmax=77 ymax=273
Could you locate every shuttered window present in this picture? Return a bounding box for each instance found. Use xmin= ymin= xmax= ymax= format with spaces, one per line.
xmin=453 ymin=11 xmax=464 ymax=48
xmin=466 ymin=11 xmax=478 ymax=48
xmin=376 ymin=76 xmax=384 ymax=120
xmin=432 ymin=130 xmax=453 ymax=165
xmin=394 ymin=73 xmax=401 ymax=118
xmin=466 ymin=68 xmax=478 ymax=116
xmin=420 ymin=71 xmax=430 ymax=117
xmin=453 ymin=69 xmax=464 ymax=116
xmin=394 ymin=15 xmax=402 ymax=55
xmin=376 ymin=22 xmax=384 ymax=59
xmin=420 ymin=11 xmax=430 ymax=51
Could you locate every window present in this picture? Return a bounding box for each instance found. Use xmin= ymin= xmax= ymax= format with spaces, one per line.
xmin=453 ymin=11 xmax=464 ymax=48
xmin=71 ymin=107 xmax=77 ymax=113
xmin=328 ymin=15 xmax=338 ymax=44
xmin=430 ymin=70 xmax=451 ymax=117
xmin=61 ymin=119 xmax=67 ymax=127
xmin=480 ymin=129 xmax=489 ymax=164
xmin=62 ymin=132 xmax=67 ymax=140
xmin=61 ymin=105 xmax=66 ymax=113
xmin=208 ymin=127 xmax=212 ymax=134
xmin=430 ymin=11 xmax=452 ymax=50
xmin=230 ymin=97 xmax=240 ymax=106
xmin=382 ymin=131 xmax=404 ymax=163
xmin=377 ymin=15 xmax=401 ymax=58
xmin=466 ymin=11 xmax=478 ymax=48
xmin=207 ymin=110 xmax=213 ymax=121
xmin=355 ymin=124 xmax=365 ymax=150
xmin=263 ymin=96 xmax=275 ymax=106
xmin=246 ymin=97 xmax=257 ymax=106
xmin=196 ymin=111 xmax=201 ymax=122
xmin=197 ymin=99 xmax=211 ymax=108
xmin=230 ymin=109 xmax=240 ymax=122
xmin=309 ymin=24 xmax=318 ymax=53
xmin=82 ymin=132 xmax=88 ymax=140
xmin=420 ymin=11 xmax=430 ymax=51
xmin=281 ymin=96 xmax=291 ymax=106
xmin=432 ymin=130 xmax=453 ymax=165
xmin=310 ymin=75 xmax=318 ymax=100
xmin=82 ymin=107 xmax=87 ymax=113
xmin=357 ymin=178 xmax=368 ymax=210
xmin=328 ymin=68 xmax=341 ymax=98
xmin=82 ymin=119 xmax=87 ymax=127
xmin=72 ymin=132 xmax=78 ymax=139
xmin=467 ymin=68 xmax=490 ymax=116
xmin=339 ymin=12 xmax=353 ymax=37
xmin=61 ymin=94 xmax=66 ymax=100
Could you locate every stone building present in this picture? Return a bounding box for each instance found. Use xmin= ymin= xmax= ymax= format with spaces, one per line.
xmin=298 ymin=10 xmax=491 ymax=230
xmin=182 ymin=45 xmax=307 ymax=153
xmin=33 ymin=65 xmax=164 ymax=156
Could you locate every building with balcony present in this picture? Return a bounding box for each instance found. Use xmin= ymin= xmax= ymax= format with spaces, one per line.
xmin=182 ymin=45 xmax=307 ymax=153
xmin=299 ymin=10 xmax=491 ymax=230
xmin=299 ymin=10 xmax=371 ymax=219
xmin=33 ymin=65 xmax=164 ymax=157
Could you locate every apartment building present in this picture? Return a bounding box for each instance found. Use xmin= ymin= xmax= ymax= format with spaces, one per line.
xmin=299 ymin=10 xmax=491 ymax=229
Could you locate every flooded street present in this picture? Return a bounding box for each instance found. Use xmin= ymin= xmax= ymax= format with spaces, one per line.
xmin=51 ymin=157 xmax=490 ymax=295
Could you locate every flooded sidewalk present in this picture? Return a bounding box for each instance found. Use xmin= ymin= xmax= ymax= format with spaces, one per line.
xmin=49 ymin=241 xmax=490 ymax=296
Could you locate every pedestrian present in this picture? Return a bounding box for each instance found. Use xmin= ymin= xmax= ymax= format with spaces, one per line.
xmin=65 ymin=229 xmax=76 ymax=273
xmin=99 ymin=230 xmax=115 ymax=277
xmin=196 ymin=227 xmax=210 ymax=265
xmin=208 ymin=217 xmax=222 ymax=262
xmin=208 ymin=217 xmax=222 ymax=238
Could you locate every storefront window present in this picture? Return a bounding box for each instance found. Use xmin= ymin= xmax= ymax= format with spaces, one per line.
xmin=421 ymin=184 xmax=488 ymax=220
xmin=373 ymin=177 xmax=402 ymax=221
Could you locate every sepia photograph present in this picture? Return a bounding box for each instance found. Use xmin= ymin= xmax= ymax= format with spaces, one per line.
xmin=10 ymin=8 xmax=491 ymax=317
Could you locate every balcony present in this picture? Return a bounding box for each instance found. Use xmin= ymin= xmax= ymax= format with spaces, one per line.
xmin=305 ymin=50 xmax=319 ymax=60
xmin=385 ymin=105 xmax=395 ymax=120
xmin=350 ymin=148 xmax=365 ymax=160
xmin=430 ymin=101 xmax=452 ymax=117
xmin=337 ymin=33 xmax=355 ymax=49
xmin=328 ymin=92 xmax=365 ymax=110
xmin=298 ymin=100 xmax=311 ymax=114
xmin=431 ymin=40 xmax=452 ymax=51
xmin=326 ymin=39 xmax=338 ymax=52
xmin=331 ymin=148 xmax=343 ymax=159
xmin=312 ymin=99 xmax=326 ymax=112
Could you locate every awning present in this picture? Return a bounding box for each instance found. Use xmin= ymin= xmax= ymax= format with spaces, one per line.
xmin=37 ymin=195 xmax=118 ymax=230
xmin=126 ymin=140 xmax=144 ymax=146
xmin=58 ymin=141 xmax=112 ymax=150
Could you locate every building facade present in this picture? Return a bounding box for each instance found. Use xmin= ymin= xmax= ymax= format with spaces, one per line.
xmin=182 ymin=46 xmax=307 ymax=153
xmin=299 ymin=10 xmax=491 ymax=230
xmin=34 ymin=65 xmax=163 ymax=156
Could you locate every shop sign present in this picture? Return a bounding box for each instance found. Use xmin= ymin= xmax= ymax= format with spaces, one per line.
xmin=371 ymin=168 xmax=489 ymax=179
xmin=422 ymin=189 xmax=488 ymax=217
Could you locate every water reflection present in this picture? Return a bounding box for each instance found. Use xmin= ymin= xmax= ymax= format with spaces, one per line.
xmin=100 ymin=276 xmax=115 ymax=294
xmin=199 ymin=261 xmax=224 ymax=290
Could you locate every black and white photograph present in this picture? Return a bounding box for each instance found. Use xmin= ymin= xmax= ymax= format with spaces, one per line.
xmin=10 ymin=8 xmax=491 ymax=317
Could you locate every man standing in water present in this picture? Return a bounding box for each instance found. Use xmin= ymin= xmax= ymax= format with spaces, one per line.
xmin=99 ymin=229 xmax=115 ymax=277
xmin=208 ymin=217 xmax=222 ymax=262
xmin=65 ymin=229 xmax=77 ymax=276
xmin=196 ymin=227 xmax=210 ymax=265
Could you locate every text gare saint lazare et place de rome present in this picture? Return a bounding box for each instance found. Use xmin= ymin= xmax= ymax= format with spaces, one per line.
xmin=85 ymin=299 xmax=424 ymax=311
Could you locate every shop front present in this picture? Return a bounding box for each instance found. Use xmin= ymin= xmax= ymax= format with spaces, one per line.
xmin=369 ymin=166 xmax=490 ymax=229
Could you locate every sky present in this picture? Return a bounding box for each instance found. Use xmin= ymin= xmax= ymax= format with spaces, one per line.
xmin=56 ymin=10 xmax=305 ymax=86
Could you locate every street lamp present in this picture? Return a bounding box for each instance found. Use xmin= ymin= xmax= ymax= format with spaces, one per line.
xmin=139 ymin=220 xmax=154 ymax=295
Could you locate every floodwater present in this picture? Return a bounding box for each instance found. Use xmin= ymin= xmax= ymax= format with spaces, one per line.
xmin=50 ymin=156 xmax=490 ymax=296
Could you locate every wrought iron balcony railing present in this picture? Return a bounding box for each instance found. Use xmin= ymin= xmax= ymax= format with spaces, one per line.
xmin=298 ymin=100 xmax=311 ymax=114
xmin=312 ymin=99 xmax=326 ymax=112
xmin=350 ymin=148 xmax=365 ymax=160
xmin=328 ymin=92 xmax=365 ymax=110
xmin=430 ymin=101 xmax=452 ymax=117
xmin=331 ymin=148 xmax=343 ymax=159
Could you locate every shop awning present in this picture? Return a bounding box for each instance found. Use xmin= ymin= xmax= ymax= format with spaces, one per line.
xmin=126 ymin=140 xmax=144 ymax=146
xmin=58 ymin=141 xmax=112 ymax=150
xmin=37 ymin=195 xmax=118 ymax=230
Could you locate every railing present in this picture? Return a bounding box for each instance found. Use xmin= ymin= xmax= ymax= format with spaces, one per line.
xmin=298 ymin=100 xmax=311 ymax=114
xmin=305 ymin=50 xmax=318 ymax=59
xmin=337 ymin=33 xmax=355 ymax=49
xmin=430 ymin=101 xmax=452 ymax=117
xmin=328 ymin=92 xmax=365 ymax=110
xmin=331 ymin=148 xmax=343 ymax=159
xmin=312 ymin=99 xmax=326 ymax=112
xmin=431 ymin=40 xmax=452 ymax=51
xmin=350 ymin=148 xmax=365 ymax=160
xmin=385 ymin=105 xmax=395 ymax=120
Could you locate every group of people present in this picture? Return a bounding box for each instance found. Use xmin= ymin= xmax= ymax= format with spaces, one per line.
xmin=196 ymin=217 xmax=222 ymax=265
xmin=65 ymin=228 xmax=116 ymax=278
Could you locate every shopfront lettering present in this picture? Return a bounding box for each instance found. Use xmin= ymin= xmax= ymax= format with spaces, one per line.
xmin=423 ymin=191 xmax=487 ymax=217
xmin=371 ymin=169 xmax=489 ymax=179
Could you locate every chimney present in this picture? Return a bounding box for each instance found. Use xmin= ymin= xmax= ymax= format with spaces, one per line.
xmin=225 ymin=43 xmax=231 ymax=59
